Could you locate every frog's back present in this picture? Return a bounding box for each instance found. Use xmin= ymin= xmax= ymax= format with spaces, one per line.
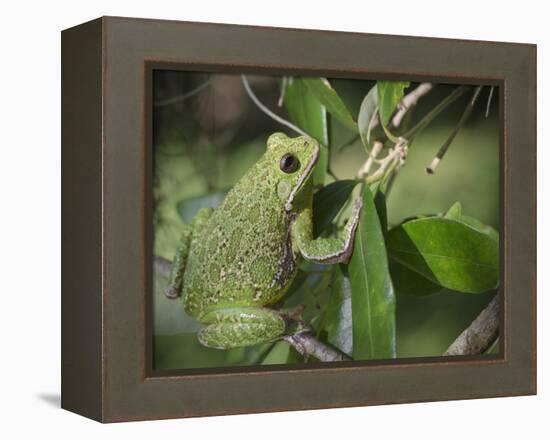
xmin=182 ymin=164 xmax=297 ymax=318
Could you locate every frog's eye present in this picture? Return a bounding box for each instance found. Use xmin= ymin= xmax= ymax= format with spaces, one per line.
xmin=280 ymin=154 xmax=300 ymax=173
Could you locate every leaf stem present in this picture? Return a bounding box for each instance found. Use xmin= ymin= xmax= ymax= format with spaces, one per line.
xmin=241 ymin=75 xmax=308 ymax=137
xmin=402 ymin=85 xmax=470 ymax=140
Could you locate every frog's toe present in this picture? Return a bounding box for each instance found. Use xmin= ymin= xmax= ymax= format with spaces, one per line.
xmin=164 ymin=285 xmax=180 ymax=299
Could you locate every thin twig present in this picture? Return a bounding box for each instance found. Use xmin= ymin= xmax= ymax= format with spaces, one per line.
xmin=444 ymin=294 xmax=500 ymax=356
xmin=392 ymin=83 xmax=433 ymax=128
xmin=364 ymin=139 xmax=408 ymax=185
xmin=403 ymin=85 xmax=470 ymax=140
xmin=485 ymin=86 xmax=495 ymax=118
xmin=357 ymin=141 xmax=383 ymax=179
xmin=426 ymin=86 xmax=483 ymax=175
xmin=154 ymin=78 xmax=212 ymax=107
xmin=241 ymin=75 xmax=307 ymax=136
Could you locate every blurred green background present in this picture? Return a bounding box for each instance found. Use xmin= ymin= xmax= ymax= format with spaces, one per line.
xmin=152 ymin=71 xmax=499 ymax=370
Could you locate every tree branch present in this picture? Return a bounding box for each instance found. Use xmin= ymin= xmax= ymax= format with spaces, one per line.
xmin=284 ymin=332 xmax=350 ymax=362
xmin=154 ymin=255 xmax=499 ymax=360
xmin=444 ymin=294 xmax=500 ymax=356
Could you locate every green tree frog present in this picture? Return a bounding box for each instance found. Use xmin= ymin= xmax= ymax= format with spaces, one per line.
xmin=165 ymin=132 xmax=362 ymax=349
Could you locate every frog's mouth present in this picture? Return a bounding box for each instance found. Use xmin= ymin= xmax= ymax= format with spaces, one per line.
xmin=284 ymin=141 xmax=320 ymax=211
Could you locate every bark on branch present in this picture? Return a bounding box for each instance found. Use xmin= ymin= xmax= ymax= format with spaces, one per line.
xmin=444 ymin=294 xmax=500 ymax=356
xmin=284 ymin=332 xmax=350 ymax=362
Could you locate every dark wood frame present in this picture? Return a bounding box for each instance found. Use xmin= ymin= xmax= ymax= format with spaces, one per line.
xmin=62 ymin=16 xmax=536 ymax=422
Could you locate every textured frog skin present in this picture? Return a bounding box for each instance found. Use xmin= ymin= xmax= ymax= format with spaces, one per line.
xmin=165 ymin=132 xmax=362 ymax=349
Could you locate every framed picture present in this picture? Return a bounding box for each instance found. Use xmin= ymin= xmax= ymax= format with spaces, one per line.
xmin=61 ymin=16 xmax=536 ymax=422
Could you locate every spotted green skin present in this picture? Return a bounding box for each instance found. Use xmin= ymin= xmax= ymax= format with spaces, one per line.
xmin=166 ymin=133 xmax=362 ymax=349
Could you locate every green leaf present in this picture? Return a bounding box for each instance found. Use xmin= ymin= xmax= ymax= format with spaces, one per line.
xmin=444 ymin=201 xmax=463 ymax=220
xmin=444 ymin=202 xmax=499 ymax=243
xmin=348 ymin=185 xmax=396 ymax=360
xmin=357 ymin=85 xmax=380 ymax=149
xmin=390 ymin=259 xmax=445 ymax=296
xmin=312 ymin=180 xmax=357 ymax=238
xmin=377 ymin=80 xmax=410 ymax=127
xmin=302 ymin=78 xmax=358 ymax=132
xmin=387 ymin=217 xmax=499 ymax=293
xmin=458 ymin=215 xmax=499 ymax=243
xmin=177 ymin=192 xmax=226 ymax=223
xmin=284 ymin=78 xmax=329 ymax=185
xmin=322 ymin=265 xmax=353 ymax=356
xmin=282 ymin=268 xmax=332 ymax=328
xmin=374 ymin=188 xmax=388 ymax=233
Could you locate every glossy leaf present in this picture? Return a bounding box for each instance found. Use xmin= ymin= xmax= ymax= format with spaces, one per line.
xmin=284 ymin=78 xmax=329 ymax=185
xmin=322 ymin=265 xmax=353 ymax=356
xmin=374 ymin=188 xmax=388 ymax=233
xmin=377 ymin=80 xmax=410 ymax=126
xmin=444 ymin=202 xmax=499 ymax=243
xmin=357 ymin=84 xmax=379 ymax=149
xmin=458 ymin=215 xmax=499 ymax=243
xmin=282 ymin=267 xmax=332 ymax=328
xmin=348 ymin=185 xmax=396 ymax=360
xmin=312 ymin=179 xmax=357 ymax=237
xmin=302 ymin=78 xmax=358 ymax=132
xmin=444 ymin=201 xmax=463 ymax=220
xmin=387 ymin=217 xmax=499 ymax=293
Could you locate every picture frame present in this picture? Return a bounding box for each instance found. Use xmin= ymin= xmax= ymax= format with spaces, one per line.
xmin=61 ymin=16 xmax=536 ymax=422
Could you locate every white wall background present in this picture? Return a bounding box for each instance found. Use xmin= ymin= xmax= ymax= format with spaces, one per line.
xmin=1 ymin=1 xmax=546 ymax=437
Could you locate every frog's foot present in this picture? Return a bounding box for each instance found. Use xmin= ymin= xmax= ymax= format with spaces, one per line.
xmin=198 ymin=307 xmax=286 ymax=350
xmin=164 ymin=285 xmax=180 ymax=299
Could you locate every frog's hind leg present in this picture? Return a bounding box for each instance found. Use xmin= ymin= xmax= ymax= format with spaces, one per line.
xmin=198 ymin=307 xmax=286 ymax=349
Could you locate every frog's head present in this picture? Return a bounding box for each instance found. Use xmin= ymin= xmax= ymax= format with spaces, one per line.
xmin=265 ymin=132 xmax=320 ymax=212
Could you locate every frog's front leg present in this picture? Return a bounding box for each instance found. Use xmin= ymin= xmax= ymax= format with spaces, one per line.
xmin=198 ymin=307 xmax=286 ymax=349
xmin=165 ymin=208 xmax=212 ymax=299
xmin=292 ymin=198 xmax=363 ymax=264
